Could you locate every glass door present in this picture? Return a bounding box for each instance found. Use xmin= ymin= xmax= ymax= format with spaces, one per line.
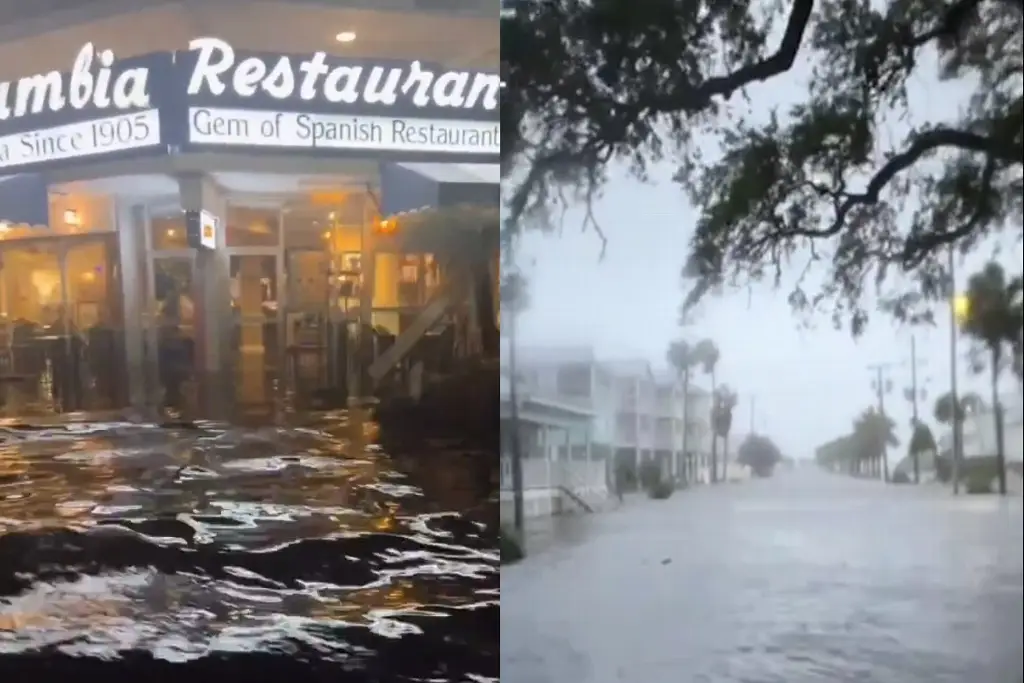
xmin=149 ymin=253 xmax=195 ymax=408
xmin=229 ymin=253 xmax=279 ymax=404
xmin=284 ymin=248 xmax=331 ymax=395
xmin=65 ymin=236 xmax=122 ymax=408
xmin=0 ymin=239 xmax=64 ymax=411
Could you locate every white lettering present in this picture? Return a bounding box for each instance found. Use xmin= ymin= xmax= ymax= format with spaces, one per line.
xmin=183 ymin=39 xmax=498 ymax=112
xmin=232 ymin=57 xmax=267 ymax=97
xmin=323 ymin=66 xmax=361 ymax=104
xmin=68 ymin=43 xmax=96 ymax=109
xmin=401 ymin=61 xmax=434 ymax=108
xmin=187 ymin=36 xmax=234 ymax=96
xmin=113 ymin=68 xmax=150 ymax=109
xmin=298 ymin=52 xmax=329 ymax=100
xmin=14 ymin=72 xmax=66 ymax=115
xmin=0 ymin=42 xmax=152 ymax=123
xmin=363 ymin=67 xmax=402 ymax=106
xmin=262 ymin=57 xmax=295 ymax=99
xmin=0 ymin=37 xmax=496 ymax=129
xmin=431 ymin=71 xmax=469 ymax=108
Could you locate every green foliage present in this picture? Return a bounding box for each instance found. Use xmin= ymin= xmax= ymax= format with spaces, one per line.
xmin=647 ymin=480 xmax=675 ymax=500
xmin=666 ymin=339 xmax=696 ymax=378
xmin=891 ymin=470 xmax=912 ymax=484
xmin=961 ymin=262 xmax=1023 ymax=369
xmin=501 ymin=270 xmax=531 ymax=316
xmin=501 ymin=527 xmax=524 ymax=564
xmin=964 ymin=468 xmax=996 ymax=494
xmin=712 ymin=385 xmax=738 ymax=439
xmin=908 ymin=421 xmax=937 ymax=456
xmin=933 ymin=390 xmax=985 ymax=424
xmin=851 ymin=407 xmax=899 ymax=464
xmin=502 ymin=0 xmax=1023 ymax=333
xmin=960 ymin=261 xmax=1020 ymax=494
xmin=638 ymin=459 xmax=675 ymax=499
xmin=638 ymin=459 xmax=663 ymax=491
xmin=736 ymin=433 xmax=783 ymax=477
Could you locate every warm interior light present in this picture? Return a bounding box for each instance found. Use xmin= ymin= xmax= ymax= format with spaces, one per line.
xmin=376 ymin=218 xmax=396 ymax=234
xmin=166 ymin=228 xmax=176 ymax=237
xmin=335 ymin=31 xmax=357 ymax=43
xmin=63 ymin=209 xmax=80 ymax=226
xmin=322 ymin=231 xmax=331 ymax=239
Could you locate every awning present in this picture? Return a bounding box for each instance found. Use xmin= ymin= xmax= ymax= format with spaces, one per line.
xmin=379 ymin=162 xmax=500 ymax=218
xmin=0 ymin=174 xmax=50 ymax=227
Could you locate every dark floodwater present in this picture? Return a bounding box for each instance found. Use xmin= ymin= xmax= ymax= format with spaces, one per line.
xmin=0 ymin=412 xmax=498 ymax=682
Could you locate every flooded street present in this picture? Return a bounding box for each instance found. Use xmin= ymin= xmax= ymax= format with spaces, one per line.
xmin=501 ymin=471 xmax=1022 ymax=683
xmin=0 ymin=412 xmax=498 ymax=681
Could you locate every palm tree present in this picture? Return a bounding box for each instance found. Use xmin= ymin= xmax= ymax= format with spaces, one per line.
xmin=851 ymin=408 xmax=898 ymax=478
xmin=959 ymin=262 xmax=1022 ymax=495
xmin=692 ymin=339 xmax=721 ymax=482
xmin=907 ymin=420 xmax=937 ymax=483
xmin=666 ymin=339 xmax=697 ymax=483
xmin=713 ymin=385 xmax=738 ymax=480
xmin=933 ymin=390 xmax=983 ymax=485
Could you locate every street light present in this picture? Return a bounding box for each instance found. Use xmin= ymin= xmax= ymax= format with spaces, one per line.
xmin=947 ymin=246 xmax=963 ymax=495
xmin=952 ymin=294 xmax=970 ymax=326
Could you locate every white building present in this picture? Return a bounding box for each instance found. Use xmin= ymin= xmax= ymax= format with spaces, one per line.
xmin=499 ymin=345 xmax=714 ymax=520
xmin=938 ymin=392 xmax=1024 ymax=464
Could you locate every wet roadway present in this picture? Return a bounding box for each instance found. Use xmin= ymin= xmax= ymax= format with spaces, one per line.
xmin=500 ymin=470 xmax=1022 ymax=683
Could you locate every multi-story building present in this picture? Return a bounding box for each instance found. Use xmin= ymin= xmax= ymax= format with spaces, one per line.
xmin=502 ymin=345 xmax=713 ymax=507
xmin=938 ymin=391 xmax=1024 ymax=465
xmin=0 ymin=0 xmax=498 ymax=413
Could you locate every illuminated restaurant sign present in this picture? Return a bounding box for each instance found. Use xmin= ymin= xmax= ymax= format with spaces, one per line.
xmin=0 ymin=37 xmax=499 ymax=171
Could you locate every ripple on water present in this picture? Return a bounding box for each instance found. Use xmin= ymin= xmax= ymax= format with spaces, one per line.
xmin=0 ymin=413 xmax=497 ymax=681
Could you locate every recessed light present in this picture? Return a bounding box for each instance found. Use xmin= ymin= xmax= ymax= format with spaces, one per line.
xmin=335 ymin=31 xmax=356 ymax=43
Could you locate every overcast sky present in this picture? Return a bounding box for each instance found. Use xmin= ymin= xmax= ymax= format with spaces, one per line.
xmin=510 ymin=49 xmax=1022 ymax=460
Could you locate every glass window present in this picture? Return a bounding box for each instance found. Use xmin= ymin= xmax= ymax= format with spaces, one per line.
xmin=150 ymin=213 xmax=189 ymax=251
xmin=227 ymin=206 xmax=280 ymax=247
xmin=66 ymin=239 xmax=118 ymax=329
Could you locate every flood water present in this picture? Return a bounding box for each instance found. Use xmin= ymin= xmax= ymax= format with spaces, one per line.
xmin=0 ymin=412 xmax=498 ymax=681
xmin=502 ymin=471 xmax=1022 ymax=683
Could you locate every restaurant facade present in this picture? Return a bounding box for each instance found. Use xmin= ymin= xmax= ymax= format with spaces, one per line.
xmin=0 ymin=0 xmax=499 ymax=413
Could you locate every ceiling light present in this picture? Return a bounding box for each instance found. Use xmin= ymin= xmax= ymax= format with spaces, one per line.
xmin=335 ymin=31 xmax=356 ymax=43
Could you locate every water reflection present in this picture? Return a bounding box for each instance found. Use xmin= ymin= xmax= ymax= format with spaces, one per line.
xmin=0 ymin=411 xmax=498 ymax=681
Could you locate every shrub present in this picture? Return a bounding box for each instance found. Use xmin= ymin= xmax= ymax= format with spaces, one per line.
xmin=647 ymin=480 xmax=674 ymax=500
xmin=500 ymin=527 xmax=524 ymax=564
xmin=964 ymin=470 xmax=994 ymax=494
xmin=638 ymin=460 xmax=662 ymax=491
xmin=891 ymin=470 xmax=911 ymax=484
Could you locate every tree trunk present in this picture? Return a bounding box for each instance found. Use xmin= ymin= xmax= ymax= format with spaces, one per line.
xmin=681 ymin=370 xmax=690 ymax=485
xmin=991 ymin=347 xmax=1007 ymax=495
xmin=710 ymin=369 xmax=718 ymax=483
xmin=722 ymin=434 xmax=730 ymax=481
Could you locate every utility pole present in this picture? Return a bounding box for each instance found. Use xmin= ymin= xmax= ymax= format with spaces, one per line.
xmin=868 ymin=362 xmax=898 ymax=482
xmin=947 ymin=245 xmax=963 ymax=495
xmin=905 ymin=335 xmax=927 ymax=484
xmin=749 ymin=395 xmax=756 ymax=434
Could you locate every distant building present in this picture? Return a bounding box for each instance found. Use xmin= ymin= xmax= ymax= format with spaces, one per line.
xmin=937 ymin=392 xmax=1023 ymax=464
xmin=499 ymin=344 xmax=714 ymax=520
